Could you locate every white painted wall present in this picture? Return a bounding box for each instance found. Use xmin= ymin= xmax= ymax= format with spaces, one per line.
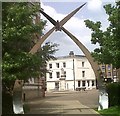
xmin=46 ymin=55 xmax=96 ymax=91
xmin=47 ymin=82 xmax=55 ymax=91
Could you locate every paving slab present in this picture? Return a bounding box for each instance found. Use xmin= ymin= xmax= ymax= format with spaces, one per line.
xmin=25 ymin=90 xmax=100 ymax=115
xmin=27 ymin=100 xmax=99 ymax=114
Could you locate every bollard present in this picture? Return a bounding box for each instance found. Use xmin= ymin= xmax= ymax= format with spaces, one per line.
xmin=23 ymin=93 xmax=25 ymax=101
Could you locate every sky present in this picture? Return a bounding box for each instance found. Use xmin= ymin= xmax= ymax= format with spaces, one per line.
xmin=40 ymin=0 xmax=115 ymax=57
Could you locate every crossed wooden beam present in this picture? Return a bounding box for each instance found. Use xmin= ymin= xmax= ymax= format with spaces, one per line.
xmin=29 ymin=3 xmax=104 ymax=89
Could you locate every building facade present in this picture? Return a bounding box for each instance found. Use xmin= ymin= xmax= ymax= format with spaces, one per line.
xmin=99 ymin=64 xmax=118 ymax=82
xmin=46 ymin=52 xmax=96 ymax=91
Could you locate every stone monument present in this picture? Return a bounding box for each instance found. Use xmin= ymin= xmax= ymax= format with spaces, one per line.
xmin=59 ymin=68 xmax=66 ymax=90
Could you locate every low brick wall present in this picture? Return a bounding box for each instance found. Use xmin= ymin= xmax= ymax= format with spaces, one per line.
xmin=22 ymin=85 xmax=45 ymax=101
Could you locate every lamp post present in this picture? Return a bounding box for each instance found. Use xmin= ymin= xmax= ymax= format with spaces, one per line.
xmin=73 ymin=59 xmax=75 ymax=90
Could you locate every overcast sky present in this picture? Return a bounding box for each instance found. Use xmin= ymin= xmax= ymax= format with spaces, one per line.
xmin=40 ymin=0 xmax=115 ymax=57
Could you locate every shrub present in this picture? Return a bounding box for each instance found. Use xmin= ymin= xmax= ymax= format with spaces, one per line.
xmin=106 ymin=82 xmax=120 ymax=107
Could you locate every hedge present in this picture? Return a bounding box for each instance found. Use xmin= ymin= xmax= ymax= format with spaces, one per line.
xmin=106 ymin=82 xmax=120 ymax=107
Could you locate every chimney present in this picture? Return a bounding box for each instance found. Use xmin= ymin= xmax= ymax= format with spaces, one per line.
xmin=69 ymin=51 xmax=74 ymax=56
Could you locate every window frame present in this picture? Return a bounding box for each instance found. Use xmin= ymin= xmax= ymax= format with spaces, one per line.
xmin=64 ymin=71 xmax=66 ymax=77
xmin=56 ymin=72 xmax=60 ymax=78
xmin=82 ymin=81 xmax=85 ymax=86
xmin=56 ymin=63 xmax=59 ymax=68
xmin=49 ymin=72 xmax=52 ymax=78
xmin=78 ymin=81 xmax=80 ymax=87
xmin=92 ymin=80 xmax=95 ymax=86
xmin=82 ymin=62 xmax=85 ymax=67
xmin=82 ymin=71 xmax=85 ymax=77
xmin=63 ymin=62 xmax=66 ymax=68
xmin=49 ymin=64 xmax=52 ymax=69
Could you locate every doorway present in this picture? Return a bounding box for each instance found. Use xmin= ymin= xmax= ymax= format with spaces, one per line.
xmin=55 ymin=82 xmax=59 ymax=90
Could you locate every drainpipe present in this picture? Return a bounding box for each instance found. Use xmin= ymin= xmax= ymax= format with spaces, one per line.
xmin=73 ymin=59 xmax=75 ymax=90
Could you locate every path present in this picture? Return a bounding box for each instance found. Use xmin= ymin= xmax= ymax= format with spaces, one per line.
xmin=25 ymin=89 xmax=100 ymax=115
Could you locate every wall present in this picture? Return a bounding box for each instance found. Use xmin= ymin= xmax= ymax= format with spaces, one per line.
xmin=22 ymin=85 xmax=44 ymax=101
xmin=46 ymin=55 xmax=96 ymax=91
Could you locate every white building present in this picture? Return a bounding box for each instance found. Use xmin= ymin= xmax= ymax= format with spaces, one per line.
xmin=46 ymin=52 xmax=96 ymax=91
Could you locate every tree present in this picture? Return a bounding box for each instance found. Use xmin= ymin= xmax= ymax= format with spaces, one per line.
xmin=84 ymin=2 xmax=120 ymax=69
xmin=2 ymin=2 xmax=58 ymax=113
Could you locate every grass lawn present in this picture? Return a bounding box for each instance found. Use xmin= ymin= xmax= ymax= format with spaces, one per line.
xmin=98 ymin=106 xmax=120 ymax=116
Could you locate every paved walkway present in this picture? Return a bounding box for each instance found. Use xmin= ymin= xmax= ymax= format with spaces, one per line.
xmin=25 ymin=90 xmax=100 ymax=115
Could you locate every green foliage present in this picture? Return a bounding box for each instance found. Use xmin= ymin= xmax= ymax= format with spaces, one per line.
xmin=2 ymin=2 xmax=58 ymax=92
xmin=106 ymin=83 xmax=120 ymax=107
xmin=84 ymin=2 xmax=120 ymax=68
xmin=2 ymin=2 xmax=43 ymax=82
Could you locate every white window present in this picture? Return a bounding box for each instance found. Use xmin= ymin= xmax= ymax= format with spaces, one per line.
xmin=78 ymin=81 xmax=80 ymax=87
xmin=56 ymin=72 xmax=60 ymax=78
xmin=82 ymin=81 xmax=85 ymax=86
xmin=49 ymin=64 xmax=52 ymax=69
xmin=56 ymin=63 xmax=59 ymax=68
xmin=108 ymin=65 xmax=111 ymax=70
xmin=108 ymin=72 xmax=111 ymax=76
xmin=87 ymin=80 xmax=90 ymax=86
xmin=63 ymin=62 xmax=66 ymax=68
xmin=92 ymin=80 xmax=95 ymax=86
xmin=64 ymin=71 xmax=66 ymax=77
xmin=102 ymin=65 xmax=105 ymax=70
xmin=49 ymin=73 xmax=52 ymax=78
xmin=82 ymin=71 xmax=85 ymax=77
xmin=82 ymin=62 xmax=84 ymax=67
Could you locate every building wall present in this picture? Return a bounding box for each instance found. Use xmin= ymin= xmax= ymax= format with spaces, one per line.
xmin=99 ymin=64 xmax=113 ymax=78
xmin=47 ymin=82 xmax=56 ymax=91
xmin=99 ymin=64 xmax=118 ymax=82
xmin=65 ymin=81 xmax=74 ymax=90
xmin=22 ymin=77 xmax=45 ymax=100
xmin=46 ymin=55 xmax=96 ymax=91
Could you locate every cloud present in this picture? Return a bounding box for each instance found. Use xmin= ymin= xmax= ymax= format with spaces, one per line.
xmin=40 ymin=2 xmax=100 ymax=56
xmin=41 ymin=2 xmax=57 ymax=17
xmin=41 ymin=3 xmax=90 ymax=41
xmin=87 ymin=0 xmax=102 ymax=12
